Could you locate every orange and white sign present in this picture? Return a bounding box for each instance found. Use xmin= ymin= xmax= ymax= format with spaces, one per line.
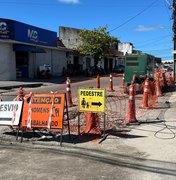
xmin=21 ymin=94 xmax=65 ymax=129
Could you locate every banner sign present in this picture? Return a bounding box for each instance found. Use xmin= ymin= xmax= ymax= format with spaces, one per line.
xmin=21 ymin=94 xmax=65 ymax=129
xmin=0 ymin=18 xmax=57 ymax=47
xmin=0 ymin=18 xmax=14 ymax=39
xmin=14 ymin=20 xmax=57 ymax=47
xmin=0 ymin=101 xmax=23 ymax=126
xmin=78 ymin=88 xmax=105 ymax=113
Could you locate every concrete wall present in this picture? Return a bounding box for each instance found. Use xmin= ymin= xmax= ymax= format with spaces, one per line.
xmin=118 ymin=42 xmax=133 ymax=55
xmin=52 ymin=49 xmax=67 ymax=76
xmin=0 ymin=43 xmax=16 ymax=80
xmin=59 ymin=26 xmax=82 ymax=49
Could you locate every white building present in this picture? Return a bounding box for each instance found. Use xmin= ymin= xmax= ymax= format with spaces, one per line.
xmin=118 ymin=42 xmax=133 ymax=55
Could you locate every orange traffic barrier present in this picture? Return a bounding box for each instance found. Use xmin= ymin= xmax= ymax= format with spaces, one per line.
xmin=125 ymin=82 xmax=138 ymax=125
xmin=66 ymin=77 xmax=73 ymax=107
xmin=109 ymin=73 xmax=114 ymax=91
xmin=96 ymin=74 xmax=100 ymax=88
xmin=141 ymin=77 xmax=149 ymax=108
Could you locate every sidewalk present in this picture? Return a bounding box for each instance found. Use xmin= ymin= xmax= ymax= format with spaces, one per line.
xmin=0 ymin=76 xmax=65 ymax=90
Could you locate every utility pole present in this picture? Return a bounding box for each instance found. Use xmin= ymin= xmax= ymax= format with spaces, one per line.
xmin=173 ymin=0 xmax=176 ymax=82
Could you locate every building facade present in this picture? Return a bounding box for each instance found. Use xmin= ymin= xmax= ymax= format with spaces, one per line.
xmin=0 ymin=18 xmax=68 ymax=80
xmin=59 ymin=26 xmax=125 ymax=74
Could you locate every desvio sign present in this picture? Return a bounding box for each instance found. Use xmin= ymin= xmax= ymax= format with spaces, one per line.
xmin=0 ymin=101 xmax=23 ymax=126
xmin=21 ymin=94 xmax=65 ymax=129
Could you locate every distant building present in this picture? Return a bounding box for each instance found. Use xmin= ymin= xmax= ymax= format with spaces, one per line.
xmin=59 ymin=26 xmax=82 ymax=49
xmin=118 ymin=42 xmax=133 ymax=55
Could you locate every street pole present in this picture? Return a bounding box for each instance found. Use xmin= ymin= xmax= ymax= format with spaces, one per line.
xmin=173 ymin=0 xmax=176 ymax=82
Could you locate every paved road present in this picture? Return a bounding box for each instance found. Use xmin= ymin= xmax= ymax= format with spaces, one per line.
xmin=0 ymin=133 xmax=175 ymax=180
xmin=1 ymin=75 xmax=122 ymax=100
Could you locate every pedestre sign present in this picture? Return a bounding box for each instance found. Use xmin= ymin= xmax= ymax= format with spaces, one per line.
xmin=78 ymin=88 xmax=105 ymax=113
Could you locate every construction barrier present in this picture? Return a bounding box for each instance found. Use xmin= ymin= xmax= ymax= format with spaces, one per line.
xmin=0 ymin=101 xmax=23 ymax=126
xmin=0 ymin=73 xmax=168 ymax=144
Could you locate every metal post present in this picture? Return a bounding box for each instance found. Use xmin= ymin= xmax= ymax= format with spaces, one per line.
xmin=173 ymin=0 xmax=176 ymax=82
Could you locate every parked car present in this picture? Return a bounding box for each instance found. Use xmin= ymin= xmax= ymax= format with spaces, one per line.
xmin=113 ymin=65 xmax=125 ymax=73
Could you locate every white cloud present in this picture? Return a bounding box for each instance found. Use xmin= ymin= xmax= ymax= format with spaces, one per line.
xmin=134 ymin=25 xmax=165 ymax=32
xmin=57 ymin=0 xmax=80 ymax=4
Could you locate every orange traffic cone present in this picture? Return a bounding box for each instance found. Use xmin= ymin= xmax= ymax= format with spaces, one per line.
xmin=66 ymin=77 xmax=73 ymax=107
xmin=167 ymin=73 xmax=173 ymax=86
xmin=84 ymin=112 xmax=101 ymax=134
xmin=84 ymin=75 xmax=101 ymax=135
xmin=109 ymin=73 xmax=114 ymax=91
xmin=14 ymin=87 xmax=25 ymax=101
xmin=96 ymin=74 xmax=100 ymax=88
xmin=159 ymin=70 xmax=164 ymax=88
xmin=155 ymin=74 xmax=162 ymax=97
xmin=125 ymin=82 xmax=138 ymax=125
xmin=122 ymin=73 xmax=125 ymax=88
xmin=141 ymin=77 xmax=149 ymax=108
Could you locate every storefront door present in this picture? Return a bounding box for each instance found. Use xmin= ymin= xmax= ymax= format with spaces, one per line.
xmin=16 ymin=52 xmax=29 ymax=78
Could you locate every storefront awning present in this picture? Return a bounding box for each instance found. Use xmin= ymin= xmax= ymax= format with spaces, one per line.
xmin=13 ymin=44 xmax=46 ymax=53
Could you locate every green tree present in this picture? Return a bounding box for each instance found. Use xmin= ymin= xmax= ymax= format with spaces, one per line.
xmin=76 ymin=26 xmax=118 ymax=67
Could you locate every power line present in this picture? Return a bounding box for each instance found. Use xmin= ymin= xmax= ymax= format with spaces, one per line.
xmin=164 ymin=0 xmax=175 ymax=10
xmin=163 ymin=0 xmax=173 ymax=35
xmin=108 ymin=0 xmax=160 ymax=32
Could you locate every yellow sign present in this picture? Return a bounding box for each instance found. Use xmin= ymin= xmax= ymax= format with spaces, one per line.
xmin=78 ymin=88 xmax=105 ymax=113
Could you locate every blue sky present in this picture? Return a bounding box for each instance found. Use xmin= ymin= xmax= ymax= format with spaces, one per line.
xmin=0 ymin=0 xmax=174 ymax=60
